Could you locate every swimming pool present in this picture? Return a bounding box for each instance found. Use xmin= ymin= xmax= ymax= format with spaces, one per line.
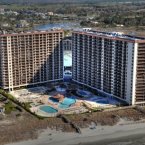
xmin=49 ymin=97 xmax=59 ymax=103
xmin=55 ymin=86 xmax=66 ymax=92
xmin=79 ymin=90 xmax=87 ymax=96
xmin=88 ymin=96 xmax=104 ymax=101
xmin=58 ymin=98 xmax=76 ymax=109
xmin=96 ymin=99 xmax=109 ymax=105
xmin=76 ymin=90 xmax=91 ymax=98
xmin=39 ymin=106 xmax=58 ymax=113
xmin=68 ymin=96 xmax=77 ymax=99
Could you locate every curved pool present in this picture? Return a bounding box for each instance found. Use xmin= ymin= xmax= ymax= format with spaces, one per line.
xmin=96 ymin=99 xmax=109 ymax=105
xmin=58 ymin=98 xmax=76 ymax=109
xmin=55 ymin=86 xmax=66 ymax=92
xmin=39 ymin=106 xmax=58 ymax=113
xmin=49 ymin=97 xmax=59 ymax=103
xmin=76 ymin=90 xmax=91 ymax=98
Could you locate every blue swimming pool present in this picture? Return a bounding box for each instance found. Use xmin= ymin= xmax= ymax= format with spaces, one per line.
xmin=68 ymin=96 xmax=77 ymax=99
xmin=55 ymin=87 xmax=66 ymax=92
xmin=58 ymin=98 xmax=76 ymax=109
xmin=40 ymin=106 xmax=58 ymax=113
xmin=49 ymin=97 xmax=59 ymax=103
xmin=77 ymin=90 xmax=91 ymax=97
xmin=88 ymin=96 xmax=104 ymax=101
xmin=79 ymin=90 xmax=87 ymax=96
xmin=96 ymin=99 xmax=109 ymax=104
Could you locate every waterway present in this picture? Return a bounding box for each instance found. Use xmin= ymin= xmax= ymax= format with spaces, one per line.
xmin=34 ymin=22 xmax=80 ymax=30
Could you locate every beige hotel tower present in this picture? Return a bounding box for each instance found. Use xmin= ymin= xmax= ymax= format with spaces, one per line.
xmin=0 ymin=30 xmax=64 ymax=91
xmin=72 ymin=30 xmax=145 ymax=105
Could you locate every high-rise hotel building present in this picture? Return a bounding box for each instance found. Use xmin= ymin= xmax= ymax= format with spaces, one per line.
xmin=72 ymin=30 xmax=145 ymax=105
xmin=0 ymin=30 xmax=64 ymax=91
xmin=63 ymin=38 xmax=72 ymax=51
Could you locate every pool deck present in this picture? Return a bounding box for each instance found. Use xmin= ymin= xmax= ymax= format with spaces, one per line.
xmin=35 ymin=104 xmax=88 ymax=117
xmin=10 ymin=86 xmax=121 ymax=117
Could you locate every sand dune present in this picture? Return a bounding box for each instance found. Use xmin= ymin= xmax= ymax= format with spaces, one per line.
xmin=7 ymin=120 xmax=145 ymax=145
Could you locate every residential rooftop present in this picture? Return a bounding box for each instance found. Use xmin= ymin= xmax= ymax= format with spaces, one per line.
xmin=0 ymin=28 xmax=63 ymax=37
xmin=73 ymin=28 xmax=145 ymax=42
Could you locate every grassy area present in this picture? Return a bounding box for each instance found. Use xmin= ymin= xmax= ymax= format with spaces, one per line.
xmin=0 ymin=89 xmax=44 ymax=119
xmin=4 ymin=101 xmax=16 ymax=114
xmin=23 ymin=102 xmax=32 ymax=110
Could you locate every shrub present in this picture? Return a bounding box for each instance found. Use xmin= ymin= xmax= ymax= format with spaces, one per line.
xmin=5 ymin=101 xmax=16 ymax=114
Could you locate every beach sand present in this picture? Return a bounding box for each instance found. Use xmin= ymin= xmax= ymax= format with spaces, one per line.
xmin=83 ymin=134 xmax=145 ymax=145
xmin=6 ymin=120 xmax=145 ymax=145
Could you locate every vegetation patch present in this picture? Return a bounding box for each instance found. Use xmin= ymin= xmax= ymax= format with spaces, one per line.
xmin=4 ymin=101 xmax=16 ymax=114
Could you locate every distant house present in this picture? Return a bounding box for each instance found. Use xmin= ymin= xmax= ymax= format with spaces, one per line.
xmin=2 ymin=23 xmax=9 ymax=27
xmin=20 ymin=20 xmax=29 ymax=27
xmin=91 ymin=21 xmax=99 ymax=24
xmin=0 ymin=8 xmax=4 ymax=14
xmin=116 ymin=24 xmax=124 ymax=27
xmin=6 ymin=11 xmax=18 ymax=15
xmin=10 ymin=18 xmax=16 ymax=21
xmin=48 ymin=12 xmax=54 ymax=16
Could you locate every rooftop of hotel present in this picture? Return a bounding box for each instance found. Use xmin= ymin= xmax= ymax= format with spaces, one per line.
xmin=74 ymin=28 xmax=145 ymax=41
xmin=0 ymin=28 xmax=63 ymax=37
